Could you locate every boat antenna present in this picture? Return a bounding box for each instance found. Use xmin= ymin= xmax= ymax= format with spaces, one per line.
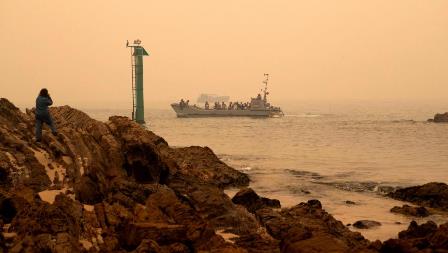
xmin=263 ymin=73 xmax=269 ymax=103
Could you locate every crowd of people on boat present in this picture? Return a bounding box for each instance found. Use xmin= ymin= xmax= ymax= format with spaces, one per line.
xmin=178 ymin=94 xmax=266 ymax=110
xmin=179 ymin=98 xmax=252 ymax=110
xmin=204 ymin=101 xmax=251 ymax=110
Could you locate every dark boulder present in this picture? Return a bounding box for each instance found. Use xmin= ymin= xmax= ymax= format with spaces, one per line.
xmin=431 ymin=112 xmax=448 ymax=123
xmin=353 ymin=220 xmax=382 ymax=229
xmin=256 ymin=200 xmax=374 ymax=253
xmin=161 ymin=146 xmax=250 ymax=187
xmin=232 ymin=188 xmax=280 ymax=213
xmin=380 ymin=221 xmax=448 ymax=252
xmin=388 ymin=182 xmax=448 ymax=210
xmin=390 ymin=204 xmax=430 ymax=217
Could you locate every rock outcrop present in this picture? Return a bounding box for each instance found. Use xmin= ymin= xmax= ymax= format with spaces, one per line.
xmin=353 ymin=220 xmax=382 ymax=229
xmin=380 ymin=221 xmax=448 ymax=252
xmin=390 ymin=204 xmax=430 ymax=217
xmin=255 ymin=200 xmax=378 ymax=252
xmin=232 ymin=187 xmax=280 ymax=213
xmin=428 ymin=112 xmax=448 ymax=123
xmin=388 ymin=182 xmax=448 ymax=211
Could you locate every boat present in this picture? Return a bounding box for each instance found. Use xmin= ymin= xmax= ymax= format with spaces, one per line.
xmin=171 ymin=74 xmax=284 ymax=118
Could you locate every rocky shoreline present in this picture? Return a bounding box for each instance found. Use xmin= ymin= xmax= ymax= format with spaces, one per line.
xmin=1 ymin=97 xmax=448 ymax=252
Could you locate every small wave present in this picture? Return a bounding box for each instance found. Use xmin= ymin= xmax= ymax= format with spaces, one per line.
xmin=285 ymin=113 xmax=322 ymax=118
xmin=285 ymin=169 xmax=324 ymax=180
xmin=316 ymin=180 xmax=399 ymax=194
xmin=239 ymin=166 xmax=252 ymax=171
xmin=391 ymin=119 xmax=416 ymax=123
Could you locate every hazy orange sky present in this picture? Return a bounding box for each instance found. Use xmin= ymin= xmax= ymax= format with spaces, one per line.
xmin=1 ymin=1 xmax=447 ymax=109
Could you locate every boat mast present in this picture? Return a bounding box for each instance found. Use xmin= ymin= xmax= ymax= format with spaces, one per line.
xmin=263 ymin=73 xmax=269 ymax=103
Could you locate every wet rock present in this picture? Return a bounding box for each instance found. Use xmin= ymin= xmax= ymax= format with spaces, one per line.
xmin=256 ymin=200 xmax=374 ymax=252
xmin=430 ymin=112 xmax=448 ymax=123
xmin=388 ymin=182 xmax=448 ymax=210
xmin=390 ymin=204 xmax=430 ymax=217
xmin=380 ymin=221 xmax=448 ymax=252
xmin=353 ymin=220 xmax=382 ymax=229
xmin=168 ymin=176 xmax=259 ymax=235
xmin=231 ymin=188 xmax=280 ymax=213
xmin=400 ymin=220 xmax=438 ymax=240
xmin=300 ymin=189 xmax=311 ymax=194
xmin=376 ymin=185 xmax=397 ymax=195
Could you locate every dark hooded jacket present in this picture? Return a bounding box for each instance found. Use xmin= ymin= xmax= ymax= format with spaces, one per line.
xmin=35 ymin=95 xmax=53 ymax=117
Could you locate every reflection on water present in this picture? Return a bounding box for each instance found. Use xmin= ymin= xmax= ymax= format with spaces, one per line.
xmin=85 ymin=102 xmax=448 ymax=241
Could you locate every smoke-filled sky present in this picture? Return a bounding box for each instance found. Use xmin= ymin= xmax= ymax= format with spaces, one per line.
xmin=1 ymin=1 xmax=447 ymax=108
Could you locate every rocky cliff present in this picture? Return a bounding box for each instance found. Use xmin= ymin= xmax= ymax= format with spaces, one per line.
xmin=1 ymin=98 xmax=447 ymax=253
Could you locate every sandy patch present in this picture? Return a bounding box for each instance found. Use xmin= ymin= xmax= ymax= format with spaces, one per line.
xmin=216 ymin=229 xmax=239 ymax=243
xmin=38 ymin=187 xmax=74 ymax=204
xmin=38 ymin=189 xmax=66 ymax=204
xmin=33 ymin=148 xmax=66 ymax=184
xmin=83 ymin=205 xmax=95 ymax=212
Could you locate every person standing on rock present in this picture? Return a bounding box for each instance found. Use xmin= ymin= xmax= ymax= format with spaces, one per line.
xmin=35 ymin=88 xmax=57 ymax=142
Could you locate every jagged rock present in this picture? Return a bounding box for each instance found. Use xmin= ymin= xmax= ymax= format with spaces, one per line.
xmin=256 ymin=200 xmax=374 ymax=252
xmin=380 ymin=221 xmax=448 ymax=252
xmin=390 ymin=204 xmax=430 ymax=217
xmin=167 ymin=176 xmax=259 ymax=235
xmin=10 ymin=194 xmax=82 ymax=237
xmin=234 ymin=233 xmax=280 ymax=253
xmin=161 ymin=146 xmax=250 ymax=187
xmin=232 ymin=187 xmax=280 ymax=213
xmin=122 ymin=222 xmax=187 ymax=250
xmin=429 ymin=112 xmax=448 ymax=123
xmin=388 ymin=182 xmax=448 ymax=211
xmin=353 ymin=220 xmax=382 ymax=229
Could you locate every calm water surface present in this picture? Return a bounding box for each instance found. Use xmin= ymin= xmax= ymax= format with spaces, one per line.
xmin=85 ymin=101 xmax=448 ymax=241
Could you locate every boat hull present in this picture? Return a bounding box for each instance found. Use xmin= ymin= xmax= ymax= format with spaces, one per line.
xmin=171 ymin=104 xmax=283 ymax=118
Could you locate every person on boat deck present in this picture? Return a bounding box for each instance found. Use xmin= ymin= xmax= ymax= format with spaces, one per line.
xmin=186 ymin=100 xmax=190 ymax=107
xmin=180 ymin=99 xmax=185 ymax=108
xmin=35 ymin=88 xmax=57 ymax=142
xmin=222 ymin=102 xmax=227 ymax=110
xmin=228 ymin=102 xmax=233 ymax=110
xmin=257 ymin=94 xmax=262 ymax=99
xmin=205 ymin=101 xmax=209 ymax=110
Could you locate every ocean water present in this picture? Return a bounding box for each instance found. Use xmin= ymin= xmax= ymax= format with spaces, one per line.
xmin=84 ymin=101 xmax=448 ymax=241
